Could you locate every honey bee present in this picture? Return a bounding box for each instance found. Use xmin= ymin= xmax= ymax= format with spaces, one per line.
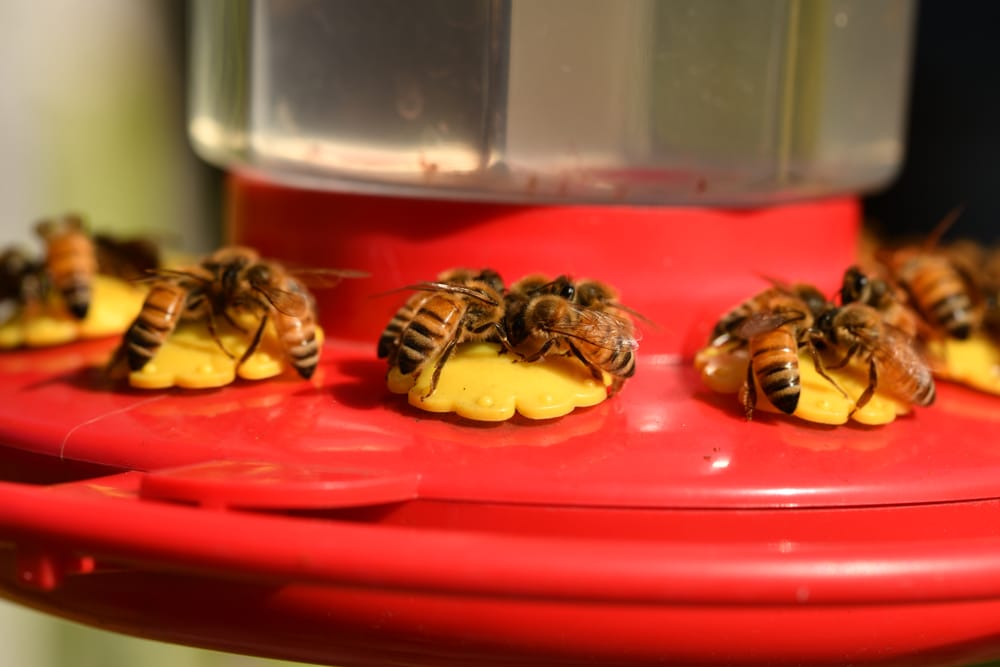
xmin=502 ymin=275 xmax=638 ymax=394
xmin=879 ymin=248 xmax=980 ymax=340
xmin=377 ymin=268 xmax=500 ymax=363
xmin=735 ymin=295 xmax=822 ymax=420
xmin=839 ymin=265 xmax=922 ymax=340
xmin=709 ymin=283 xmax=830 ymax=347
xmin=35 ymin=213 xmax=98 ymax=319
xmin=382 ymin=268 xmax=507 ymax=398
xmin=0 ymin=248 xmax=44 ymax=324
xmin=811 ymin=302 xmax=936 ymax=413
xmin=978 ymin=246 xmax=1000 ymax=339
xmin=875 ymin=209 xmax=981 ymax=340
xmin=118 ymin=246 xmax=332 ymax=380
xmin=237 ymin=256 xmax=323 ymax=379
xmin=710 ymin=284 xmax=838 ymax=419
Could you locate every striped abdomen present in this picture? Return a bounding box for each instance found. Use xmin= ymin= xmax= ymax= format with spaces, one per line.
xmin=125 ymin=281 xmax=188 ymax=370
xmin=46 ymin=230 xmax=97 ymax=319
xmin=899 ymin=256 xmax=976 ymax=339
xmin=378 ymin=292 xmax=431 ymax=362
xmin=395 ymin=295 xmax=464 ymax=377
xmin=749 ymin=326 xmax=801 ymax=414
xmin=273 ymin=307 xmax=319 ymax=379
xmin=872 ymin=339 xmax=937 ymax=407
xmin=571 ymin=311 xmax=637 ymax=382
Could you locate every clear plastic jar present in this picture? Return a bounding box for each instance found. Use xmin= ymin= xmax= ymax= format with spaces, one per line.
xmin=190 ymin=0 xmax=915 ymax=205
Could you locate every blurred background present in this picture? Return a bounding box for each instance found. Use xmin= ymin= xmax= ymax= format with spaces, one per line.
xmin=0 ymin=0 xmax=996 ymax=665
xmin=0 ymin=1 xmax=301 ymax=665
xmin=0 ymin=0 xmax=220 ymax=255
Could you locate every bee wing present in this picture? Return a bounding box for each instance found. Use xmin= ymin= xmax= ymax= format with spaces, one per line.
xmin=94 ymin=234 xmax=162 ymax=278
xmin=737 ymin=311 xmax=805 ymax=339
xmin=289 ymin=268 xmax=369 ymax=289
xmin=130 ymin=266 xmax=209 ymax=285
xmin=253 ymin=283 xmax=311 ymax=318
xmin=606 ymin=301 xmax=658 ymax=329
xmin=542 ymin=307 xmax=640 ymax=351
xmin=373 ymin=281 xmax=500 ymax=306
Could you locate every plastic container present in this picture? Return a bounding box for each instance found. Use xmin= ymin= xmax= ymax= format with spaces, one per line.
xmin=189 ymin=0 xmax=915 ymax=205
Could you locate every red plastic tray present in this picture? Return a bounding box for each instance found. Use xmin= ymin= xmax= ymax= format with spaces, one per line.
xmin=2 ymin=176 xmax=1000 ymax=666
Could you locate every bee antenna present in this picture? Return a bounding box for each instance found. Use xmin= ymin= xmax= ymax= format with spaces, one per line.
xmin=923 ymin=204 xmax=966 ymax=251
xmin=757 ymin=273 xmax=791 ymax=290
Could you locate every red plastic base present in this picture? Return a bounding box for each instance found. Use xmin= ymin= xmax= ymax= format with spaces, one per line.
xmin=2 ymin=178 xmax=1000 ymax=666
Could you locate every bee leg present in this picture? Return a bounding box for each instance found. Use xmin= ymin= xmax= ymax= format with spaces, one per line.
xmin=804 ymin=337 xmax=849 ymax=398
xmin=223 ymin=309 xmax=249 ymax=334
xmin=826 ymin=342 xmax=861 ymax=370
xmin=205 ymin=310 xmax=237 ymax=359
xmin=742 ymin=357 xmax=757 ymax=420
xmin=486 ymin=323 xmax=517 ymax=356
xmin=566 ymin=340 xmax=605 ymax=384
xmin=519 ymin=338 xmax=559 ymax=363
xmin=237 ymin=312 xmax=269 ymax=371
xmin=850 ymin=358 xmax=878 ymax=416
xmin=423 ymin=337 xmax=460 ymax=400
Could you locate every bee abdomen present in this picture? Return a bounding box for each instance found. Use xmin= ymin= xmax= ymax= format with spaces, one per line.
xmin=61 ymin=282 xmax=92 ymax=319
xmin=905 ymin=261 xmax=975 ymax=339
xmin=48 ymin=234 xmax=97 ymax=319
xmin=378 ymin=307 xmax=413 ymax=359
xmin=288 ymin=340 xmax=319 ymax=379
xmin=396 ymin=300 xmax=458 ymax=376
xmin=125 ymin=284 xmax=187 ymax=370
xmin=752 ymin=341 xmax=800 ymax=414
xmin=277 ymin=314 xmax=319 ymax=379
xmin=607 ymin=347 xmax=636 ymax=378
xmin=928 ymin=292 xmax=974 ymax=339
xmin=378 ymin=324 xmax=403 ymax=359
xmin=125 ymin=320 xmax=169 ymax=370
xmin=396 ymin=320 xmax=441 ymax=375
xmin=914 ymin=378 xmax=936 ymax=406
xmin=898 ymin=362 xmax=937 ymax=407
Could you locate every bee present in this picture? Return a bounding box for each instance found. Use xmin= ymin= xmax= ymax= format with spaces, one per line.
xmin=382 ymin=268 xmax=507 ymax=398
xmin=0 ymin=248 xmax=43 ymax=299
xmin=839 ymin=265 xmax=922 ymax=340
xmin=733 ymin=295 xmax=819 ymax=420
xmin=710 ymin=285 xmax=837 ymax=420
xmin=237 ymin=256 xmax=323 ymax=379
xmin=118 ymin=246 xmax=331 ymax=380
xmin=977 ymin=246 xmax=1000 ymax=340
xmin=0 ymin=248 xmax=45 ymax=325
xmin=377 ymin=268 xmax=499 ymax=364
xmin=876 ymin=208 xmax=981 ymax=340
xmin=879 ymin=248 xmax=979 ymax=340
xmin=35 ymin=213 xmax=98 ymax=319
xmin=811 ymin=302 xmax=936 ymax=413
xmin=502 ymin=275 xmax=638 ymax=394
xmin=709 ymin=283 xmax=830 ymax=347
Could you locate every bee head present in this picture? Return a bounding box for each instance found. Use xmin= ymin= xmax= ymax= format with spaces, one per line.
xmin=574 ymin=280 xmax=617 ymax=307
xmin=815 ymin=307 xmax=837 ymax=335
xmin=245 ymin=262 xmax=273 ymax=288
xmin=840 ymin=266 xmax=868 ymax=305
xmin=543 ymin=275 xmax=575 ymax=301
xmin=475 ymin=269 xmax=505 ymax=294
